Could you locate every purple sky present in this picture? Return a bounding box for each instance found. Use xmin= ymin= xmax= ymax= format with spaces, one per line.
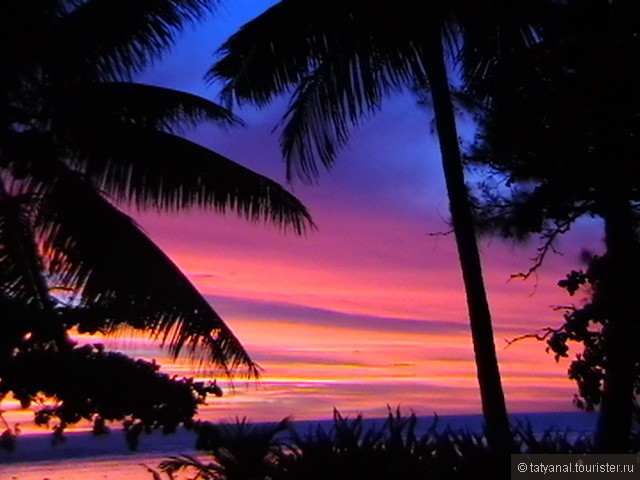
xmin=122 ymin=0 xmax=608 ymax=422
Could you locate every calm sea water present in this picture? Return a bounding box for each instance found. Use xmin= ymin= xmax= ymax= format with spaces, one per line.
xmin=0 ymin=412 xmax=597 ymax=480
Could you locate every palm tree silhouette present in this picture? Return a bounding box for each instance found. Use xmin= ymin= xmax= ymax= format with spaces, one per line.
xmin=0 ymin=1 xmax=313 ymax=386
xmin=209 ymin=0 xmax=543 ymax=452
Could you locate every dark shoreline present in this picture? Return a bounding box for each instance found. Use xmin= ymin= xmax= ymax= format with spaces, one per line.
xmin=0 ymin=410 xmax=597 ymax=465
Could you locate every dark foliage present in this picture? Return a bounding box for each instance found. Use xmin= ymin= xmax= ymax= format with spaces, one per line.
xmin=469 ymin=0 xmax=640 ymax=236
xmin=0 ymin=0 xmax=313 ymax=446
xmin=467 ymin=0 xmax=640 ymax=451
xmin=532 ymin=254 xmax=640 ymax=415
xmin=3 ymin=345 xmax=196 ymax=436
xmin=149 ymin=409 xmax=603 ymax=480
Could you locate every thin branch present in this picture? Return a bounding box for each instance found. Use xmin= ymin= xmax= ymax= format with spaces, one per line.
xmin=426 ymin=228 xmax=454 ymax=237
xmin=512 ymin=217 xmax=576 ymax=279
xmin=504 ymin=327 xmax=556 ymax=349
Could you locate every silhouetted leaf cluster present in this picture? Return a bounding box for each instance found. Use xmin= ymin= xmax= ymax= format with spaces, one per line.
xmin=536 ymin=253 xmax=640 ymax=414
xmin=0 ymin=343 xmax=226 ymax=449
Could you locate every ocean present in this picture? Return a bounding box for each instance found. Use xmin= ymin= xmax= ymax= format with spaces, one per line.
xmin=0 ymin=411 xmax=598 ymax=480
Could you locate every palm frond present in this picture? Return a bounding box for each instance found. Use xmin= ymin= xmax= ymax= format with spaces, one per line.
xmin=212 ymin=0 xmax=547 ymax=182
xmin=211 ymin=0 xmax=430 ymax=181
xmin=41 ymin=81 xmax=313 ymax=231
xmin=0 ymin=185 xmax=57 ymax=359
xmin=55 ymin=124 xmax=312 ymax=233
xmin=278 ymin=45 xmax=422 ymax=181
xmin=42 ymin=0 xmax=218 ymax=80
xmin=211 ymin=0 xmax=426 ymax=105
xmin=211 ymin=0 xmax=343 ymax=107
xmin=0 ymin=184 xmax=72 ymax=348
xmin=37 ymin=171 xmax=258 ymax=377
xmin=46 ymin=82 xmax=243 ymax=133
xmin=158 ymin=453 xmax=222 ymax=479
xmin=0 ymin=189 xmax=48 ymax=306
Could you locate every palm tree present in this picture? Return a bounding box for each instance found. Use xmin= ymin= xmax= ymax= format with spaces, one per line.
xmin=208 ymin=0 xmax=543 ymax=453
xmin=467 ymin=0 xmax=640 ymax=452
xmin=0 ymin=0 xmax=313 ymax=432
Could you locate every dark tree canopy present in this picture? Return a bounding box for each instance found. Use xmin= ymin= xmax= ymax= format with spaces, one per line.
xmin=468 ymin=0 xmax=640 ymax=451
xmin=469 ymin=0 xmax=640 ymax=234
xmin=0 ymin=0 xmax=312 ymax=445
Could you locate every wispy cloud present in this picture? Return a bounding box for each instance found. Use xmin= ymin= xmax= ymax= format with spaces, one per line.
xmin=121 ymin=1 xmax=607 ymax=422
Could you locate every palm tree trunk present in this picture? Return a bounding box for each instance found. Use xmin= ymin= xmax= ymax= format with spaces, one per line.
xmin=422 ymin=31 xmax=511 ymax=454
xmin=595 ymin=195 xmax=638 ymax=452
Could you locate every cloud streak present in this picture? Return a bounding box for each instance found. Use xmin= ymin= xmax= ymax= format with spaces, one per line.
xmin=121 ymin=0 xmax=609 ymax=423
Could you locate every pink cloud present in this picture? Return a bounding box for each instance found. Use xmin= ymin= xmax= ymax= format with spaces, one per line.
xmin=125 ymin=199 xmax=590 ymax=422
xmin=117 ymin=2 xmax=611 ymax=423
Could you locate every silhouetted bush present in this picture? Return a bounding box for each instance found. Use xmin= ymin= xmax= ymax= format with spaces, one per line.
xmin=149 ymin=408 xmax=608 ymax=480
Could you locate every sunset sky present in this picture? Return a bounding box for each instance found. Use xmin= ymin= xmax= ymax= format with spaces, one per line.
xmin=78 ymin=0 xmax=606 ymax=424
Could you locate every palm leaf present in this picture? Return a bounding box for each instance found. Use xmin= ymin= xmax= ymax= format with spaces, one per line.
xmin=0 ymin=192 xmax=43 ymax=304
xmin=45 ymin=82 xmax=243 ymax=133
xmin=38 ymin=82 xmax=313 ymax=232
xmin=211 ymin=0 xmax=427 ymax=106
xmin=0 ymin=185 xmax=73 ymax=349
xmin=0 ymin=190 xmax=52 ymax=355
xmin=277 ymin=47 xmax=420 ymax=181
xmin=158 ymin=454 xmax=222 ymax=479
xmin=211 ymin=0 xmax=431 ymax=181
xmin=52 ymin=123 xmax=313 ymax=233
xmin=37 ymin=171 xmax=258 ymax=377
xmin=40 ymin=0 xmax=217 ymax=81
xmin=211 ymin=0 xmax=544 ymax=182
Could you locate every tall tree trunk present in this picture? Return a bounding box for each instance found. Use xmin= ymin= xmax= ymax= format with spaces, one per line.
xmin=422 ymin=32 xmax=511 ymax=454
xmin=595 ymin=195 xmax=639 ymax=452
